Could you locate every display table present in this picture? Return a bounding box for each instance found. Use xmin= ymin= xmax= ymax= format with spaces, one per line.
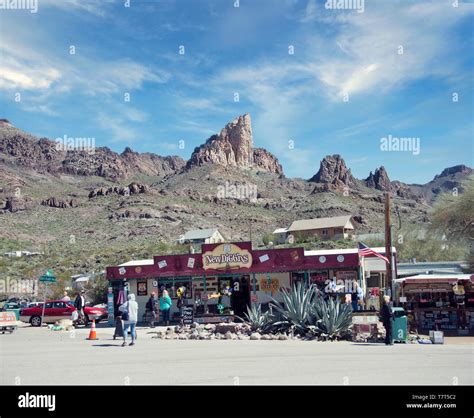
xmin=414 ymin=307 xmax=474 ymax=331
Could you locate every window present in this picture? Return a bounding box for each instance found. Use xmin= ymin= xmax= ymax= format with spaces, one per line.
xmin=53 ymin=302 xmax=65 ymax=308
xmin=322 ymin=229 xmax=328 ymax=236
xmin=45 ymin=302 xmax=52 ymax=309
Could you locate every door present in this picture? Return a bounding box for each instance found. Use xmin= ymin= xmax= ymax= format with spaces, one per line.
xmin=230 ymin=276 xmax=250 ymax=318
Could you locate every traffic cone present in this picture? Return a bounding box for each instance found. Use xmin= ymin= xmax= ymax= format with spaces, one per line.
xmin=86 ymin=319 xmax=98 ymax=340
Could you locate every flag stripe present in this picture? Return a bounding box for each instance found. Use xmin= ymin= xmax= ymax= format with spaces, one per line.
xmin=358 ymin=242 xmax=390 ymax=263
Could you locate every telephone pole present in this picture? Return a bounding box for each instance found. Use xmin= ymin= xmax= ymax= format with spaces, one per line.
xmin=384 ymin=193 xmax=393 ymax=297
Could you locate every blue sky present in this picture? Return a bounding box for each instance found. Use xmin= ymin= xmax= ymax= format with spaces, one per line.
xmin=0 ymin=0 xmax=473 ymax=183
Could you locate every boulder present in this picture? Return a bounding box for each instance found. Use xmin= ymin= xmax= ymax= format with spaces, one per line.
xmin=250 ymin=332 xmax=261 ymax=340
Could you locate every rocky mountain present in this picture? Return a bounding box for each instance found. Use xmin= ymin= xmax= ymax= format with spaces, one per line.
xmin=365 ymin=166 xmax=391 ymax=191
xmin=0 ymin=122 xmax=185 ymax=181
xmin=186 ymin=114 xmax=283 ymax=175
xmin=0 ymin=115 xmax=472 ymax=261
xmin=309 ymin=154 xmax=356 ymax=188
xmin=409 ymin=164 xmax=473 ymax=202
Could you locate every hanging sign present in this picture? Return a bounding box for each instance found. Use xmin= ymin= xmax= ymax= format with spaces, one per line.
xmin=187 ymin=257 xmax=195 ymax=268
xmin=202 ymin=243 xmax=252 ymax=271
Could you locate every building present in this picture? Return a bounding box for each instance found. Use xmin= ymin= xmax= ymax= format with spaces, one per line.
xmin=286 ymin=215 xmax=355 ymax=241
xmin=106 ymin=242 xmax=396 ymax=323
xmin=394 ymin=274 xmax=473 ymax=334
xmin=272 ymin=228 xmax=288 ymax=245
xmin=178 ymin=228 xmax=225 ymax=245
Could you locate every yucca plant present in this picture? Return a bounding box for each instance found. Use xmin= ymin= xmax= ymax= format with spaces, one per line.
xmin=237 ymin=304 xmax=274 ymax=332
xmin=270 ymin=283 xmax=319 ymax=335
xmin=312 ymin=296 xmax=352 ymax=340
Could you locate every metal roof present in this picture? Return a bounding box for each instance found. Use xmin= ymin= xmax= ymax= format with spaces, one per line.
xmin=395 ymin=274 xmax=472 ymax=283
xmin=181 ymin=228 xmax=219 ymax=240
xmin=305 ymin=247 xmax=396 ymax=256
xmin=119 ymin=259 xmax=154 ymax=267
xmin=287 ymin=215 xmax=354 ymax=232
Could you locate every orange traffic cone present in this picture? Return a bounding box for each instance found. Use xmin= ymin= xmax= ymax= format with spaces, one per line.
xmin=86 ymin=319 xmax=98 ymax=340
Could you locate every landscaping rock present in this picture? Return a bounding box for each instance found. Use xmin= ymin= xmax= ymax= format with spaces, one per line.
xmin=250 ymin=332 xmax=261 ymax=340
xmin=225 ymin=331 xmax=234 ymax=340
xmin=204 ymin=324 xmax=216 ymax=331
xmin=216 ymin=323 xmax=238 ymax=334
xmin=278 ymin=334 xmax=288 ymax=340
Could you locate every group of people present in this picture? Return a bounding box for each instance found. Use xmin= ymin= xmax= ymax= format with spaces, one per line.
xmin=115 ymin=288 xmax=180 ymax=347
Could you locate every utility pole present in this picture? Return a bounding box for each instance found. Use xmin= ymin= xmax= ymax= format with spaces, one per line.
xmin=384 ymin=193 xmax=393 ymax=298
xmin=249 ymin=220 xmax=252 ymax=245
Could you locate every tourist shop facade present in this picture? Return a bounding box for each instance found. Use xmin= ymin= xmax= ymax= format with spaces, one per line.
xmin=106 ymin=242 xmax=396 ymax=323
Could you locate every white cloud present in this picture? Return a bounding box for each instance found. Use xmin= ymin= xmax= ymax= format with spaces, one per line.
xmin=310 ymin=1 xmax=474 ymax=99
xmin=39 ymin=0 xmax=115 ymax=17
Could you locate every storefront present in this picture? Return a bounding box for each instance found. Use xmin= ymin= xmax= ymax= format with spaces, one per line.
xmin=395 ymin=274 xmax=474 ymax=333
xmin=106 ymin=242 xmax=394 ymax=324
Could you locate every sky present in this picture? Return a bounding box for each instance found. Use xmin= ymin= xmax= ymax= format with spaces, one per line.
xmin=0 ymin=0 xmax=473 ymax=183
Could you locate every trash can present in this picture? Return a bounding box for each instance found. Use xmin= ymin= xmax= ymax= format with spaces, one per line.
xmin=392 ymin=307 xmax=408 ymax=343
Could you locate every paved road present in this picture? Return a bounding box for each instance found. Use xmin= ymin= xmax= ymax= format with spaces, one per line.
xmin=1 ymin=324 xmax=473 ymax=385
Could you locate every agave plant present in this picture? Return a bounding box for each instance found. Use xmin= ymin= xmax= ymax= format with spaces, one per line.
xmin=270 ymin=283 xmax=319 ymax=335
xmin=237 ymin=303 xmax=274 ymax=332
xmin=312 ymin=296 xmax=352 ymax=340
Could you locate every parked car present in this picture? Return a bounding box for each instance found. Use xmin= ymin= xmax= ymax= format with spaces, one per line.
xmin=19 ymin=300 xmax=107 ymax=327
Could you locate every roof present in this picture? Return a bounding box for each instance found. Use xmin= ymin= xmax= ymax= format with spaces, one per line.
xmin=272 ymin=228 xmax=288 ymax=234
xmin=287 ymin=215 xmax=354 ymax=232
xmin=119 ymin=259 xmax=154 ymax=267
xmin=181 ymin=228 xmax=219 ymax=241
xmin=395 ymin=274 xmax=473 ymax=283
xmin=305 ymin=247 xmax=396 ymax=256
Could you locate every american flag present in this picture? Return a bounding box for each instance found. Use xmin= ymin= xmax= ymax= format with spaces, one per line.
xmin=358 ymin=242 xmax=389 ymax=263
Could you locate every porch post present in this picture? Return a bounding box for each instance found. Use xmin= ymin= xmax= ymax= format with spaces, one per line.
xmin=252 ymin=273 xmax=257 ymax=305
xmin=203 ymin=274 xmax=208 ymax=314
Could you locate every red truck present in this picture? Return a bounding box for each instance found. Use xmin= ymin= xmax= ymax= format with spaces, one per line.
xmin=20 ymin=300 xmax=107 ymax=327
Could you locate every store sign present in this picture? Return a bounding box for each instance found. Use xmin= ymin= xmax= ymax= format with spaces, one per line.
xmin=137 ymin=280 xmax=147 ymax=296
xmin=182 ymin=306 xmax=194 ymax=325
xmin=187 ymin=257 xmax=195 ymax=268
xmin=336 ymin=270 xmax=357 ymax=281
xmin=260 ymin=278 xmax=279 ymax=293
xmin=202 ymin=243 xmax=253 ymax=271
xmin=158 ymin=260 xmax=167 ymax=269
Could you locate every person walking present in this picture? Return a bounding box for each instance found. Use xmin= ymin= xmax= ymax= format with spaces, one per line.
xmin=381 ymin=295 xmax=394 ymax=345
xmin=119 ymin=293 xmax=138 ymax=346
xmin=61 ymin=291 xmax=70 ymax=302
xmin=160 ymin=289 xmax=172 ymax=326
xmin=74 ymin=291 xmax=86 ymax=323
xmin=145 ymin=292 xmax=158 ymax=328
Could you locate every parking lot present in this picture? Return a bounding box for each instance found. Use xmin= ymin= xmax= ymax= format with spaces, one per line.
xmin=1 ymin=324 xmax=473 ymax=385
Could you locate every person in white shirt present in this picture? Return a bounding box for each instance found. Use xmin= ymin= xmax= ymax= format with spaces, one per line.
xmin=119 ymin=293 xmax=139 ymax=346
xmin=61 ymin=291 xmax=70 ymax=302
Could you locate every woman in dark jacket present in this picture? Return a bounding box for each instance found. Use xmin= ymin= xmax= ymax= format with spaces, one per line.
xmin=381 ymin=295 xmax=394 ymax=345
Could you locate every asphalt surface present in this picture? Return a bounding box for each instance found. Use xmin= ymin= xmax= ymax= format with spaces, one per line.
xmin=1 ymin=324 xmax=473 ymax=385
